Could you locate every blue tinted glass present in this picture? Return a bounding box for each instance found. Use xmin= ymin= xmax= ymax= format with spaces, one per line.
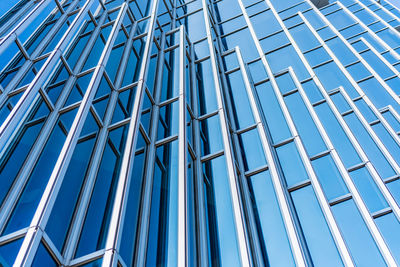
xmin=238 ymin=129 xmax=267 ymax=171
xmin=349 ymin=167 xmax=388 ymax=213
xmin=119 ymin=151 xmax=145 ymax=265
xmin=312 ymin=154 xmax=349 ymax=200
xmin=276 ymin=141 xmax=309 ymax=187
xmin=344 ymin=112 xmax=396 ymax=179
xmin=200 ymin=115 xmax=224 ymax=156
xmin=0 ymin=122 xmax=43 ymax=206
xmin=203 ymin=156 xmax=241 ymax=267
xmin=289 ymin=23 xmax=320 ymax=52
xmin=332 ymin=199 xmax=386 ymax=266
xmin=291 ymin=186 xmax=343 ymax=266
xmin=226 ymin=71 xmax=255 ymax=129
xmin=31 ymin=242 xmax=57 ymax=267
xmin=266 ymin=45 xmax=310 ymax=81
xmin=313 ymin=61 xmax=358 ymax=98
xmin=301 ymin=79 xmax=324 ymax=103
xmin=326 ymin=37 xmax=358 ymax=66
xmin=371 ymin=123 xmax=400 ymax=163
xmin=3 ymin=124 xmax=66 ymax=235
xmin=314 ymin=102 xmax=362 ymax=168
xmin=256 ymin=81 xmax=292 ymax=143
xmin=46 ymin=138 xmax=96 ymax=250
xmin=0 ymin=238 xmax=23 ymax=266
xmin=196 ymin=58 xmax=218 ymax=115
xmin=375 ymin=213 xmax=400 ymax=265
xmin=248 ymin=171 xmax=295 ymax=266
xmin=284 ymin=93 xmax=327 ymax=156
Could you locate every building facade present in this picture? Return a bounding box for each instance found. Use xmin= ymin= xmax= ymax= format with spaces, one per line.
xmin=1 ymin=0 xmax=400 ymax=266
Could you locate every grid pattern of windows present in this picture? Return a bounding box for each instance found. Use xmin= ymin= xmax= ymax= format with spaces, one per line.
xmin=1 ymin=0 xmax=400 ymax=266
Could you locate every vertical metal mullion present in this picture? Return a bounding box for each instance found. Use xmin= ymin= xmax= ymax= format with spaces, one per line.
xmin=101 ymin=0 xmax=161 ymax=264
xmin=230 ymin=49 xmax=275 ymax=267
xmin=210 ymin=4 xmax=264 ymax=264
xmin=0 ymin=0 xmax=81 ymax=107
xmin=236 ymin=0 xmax=308 ymax=265
xmin=62 ymin=18 xmax=139 ymax=264
xmin=0 ymin=0 xmax=96 ymax=153
xmin=201 ymin=0 xmax=251 ymax=266
xmin=266 ymin=1 xmax=396 ymax=263
xmin=131 ymin=32 xmax=165 ymax=267
xmin=177 ymin=24 xmax=187 ymax=267
xmin=190 ymin=39 xmax=209 ymax=267
xmin=13 ymin=4 xmax=127 ymax=266
xmin=0 ymin=2 xmax=107 ymax=236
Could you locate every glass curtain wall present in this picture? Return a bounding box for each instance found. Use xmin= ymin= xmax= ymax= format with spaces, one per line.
xmin=0 ymin=0 xmax=400 ymax=266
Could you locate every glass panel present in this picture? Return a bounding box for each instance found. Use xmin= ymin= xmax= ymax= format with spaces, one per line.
xmin=31 ymin=242 xmax=57 ymax=267
xmin=238 ymin=129 xmax=267 ymax=171
xmin=248 ymin=171 xmax=295 ymax=266
xmin=312 ymin=154 xmax=349 ymax=201
xmin=291 ymin=186 xmax=343 ymax=266
xmin=0 ymin=238 xmax=23 ymax=266
xmin=331 ymin=199 xmax=386 ymax=266
xmin=349 ymin=167 xmax=388 ymax=213
xmin=203 ymin=156 xmax=240 ymax=267
xmin=276 ymin=141 xmax=309 ymax=187
xmin=375 ymin=213 xmax=400 ymax=265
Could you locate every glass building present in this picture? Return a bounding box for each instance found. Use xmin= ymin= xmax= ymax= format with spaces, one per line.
xmin=1 ymin=0 xmax=400 ymax=265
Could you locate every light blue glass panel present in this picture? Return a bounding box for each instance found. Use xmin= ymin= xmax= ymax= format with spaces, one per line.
xmin=203 ymin=156 xmax=241 ymax=267
xmin=345 ymin=62 xmax=371 ymax=82
xmin=360 ymin=49 xmax=395 ymax=79
xmin=196 ymin=58 xmax=218 ymax=115
xmin=344 ymin=112 xmax=396 ymax=179
xmin=375 ymin=213 xmax=400 ymax=265
xmin=238 ymin=129 xmax=267 ymax=171
xmin=313 ymin=61 xmax=359 ymax=98
xmin=200 ymin=115 xmax=224 ymax=156
xmin=381 ymin=111 xmax=400 ymax=132
xmin=284 ymin=93 xmax=327 ymax=157
xmin=314 ymin=102 xmax=362 ymax=168
xmin=251 ymin=10 xmax=282 ymax=38
xmin=326 ymin=37 xmax=357 ymax=65
xmin=312 ymin=154 xmax=349 ymax=200
xmin=371 ymin=123 xmax=400 ymax=163
xmin=303 ymin=47 xmax=331 ymax=67
xmin=256 ymin=81 xmax=292 ymax=143
xmin=291 ymin=186 xmax=343 ymax=266
xmin=266 ymin=45 xmax=310 ymax=81
xmin=289 ymin=23 xmax=320 ymax=52
xmin=331 ymin=199 xmax=386 ymax=266
xmin=349 ymin=167 xmax=388 ymax=213
xmin=301 ymin=79 xmax=324 ymax=103
xmin=248 ymin=171 xmax=295 ymax=267
xmin=276 ymin=141 xmax=309 ymax=187
xmin=226 ymin=71 xmax=255 ymax=129
xmin=326 ymin=9 xmax=356 ymax=29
